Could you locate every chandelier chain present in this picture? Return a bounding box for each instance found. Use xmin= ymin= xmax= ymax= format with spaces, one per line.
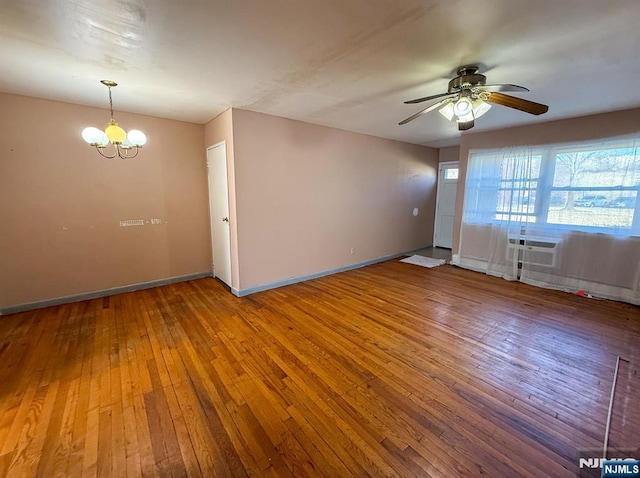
xmin=108 ymin=87 xmax=115 ymax=121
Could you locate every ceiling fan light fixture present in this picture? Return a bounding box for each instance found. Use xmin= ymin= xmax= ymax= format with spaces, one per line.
xmin=453 ymin=96 xmax=472 ymax=116
xmin=456 ymin=111 xmax=474 ymax=123
xmin=401 ymin=65 xmax=549 ymax=131
xmin=439 ymin=102 xmax=455 ymax=121
xmin=440 ymin=98 xmax=487 ymax=124
xmin=472 ymin=99 xmax=491 ymax=119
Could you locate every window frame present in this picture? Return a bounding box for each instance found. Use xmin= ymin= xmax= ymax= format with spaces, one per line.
xmin=466 ymin=143 xmax=640 ymax=235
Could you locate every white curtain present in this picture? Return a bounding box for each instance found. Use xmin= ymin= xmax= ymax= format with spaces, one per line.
xmin=454 ymin=135 xmax=640 ymax=305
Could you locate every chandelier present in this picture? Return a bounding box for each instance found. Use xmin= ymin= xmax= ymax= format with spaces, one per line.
xmin=81 ymin=80 xmax=147 ymax=159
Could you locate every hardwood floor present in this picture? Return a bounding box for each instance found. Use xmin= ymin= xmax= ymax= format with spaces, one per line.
xmin=0 ymin=261 xmax=638 ymax=477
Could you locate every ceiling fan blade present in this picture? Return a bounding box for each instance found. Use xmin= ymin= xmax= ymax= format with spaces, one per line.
xmin=478 ymin=84 xmax=529 ymax=93
xmin=486 ymin=92 xmax=549 ymax=115
xmin=404 ymin=91 xmax=452 ymax=104
xmin=458 ymin=119 xmax=474 ymax=131
xmin=399 ymin=97 xmax=455 ymax=125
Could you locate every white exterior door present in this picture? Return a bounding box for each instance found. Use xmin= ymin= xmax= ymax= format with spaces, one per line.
xmin=206 ymin=142 xmax=232 ymax=286
xmin=433 ymin=161 xmax=459 ymax=249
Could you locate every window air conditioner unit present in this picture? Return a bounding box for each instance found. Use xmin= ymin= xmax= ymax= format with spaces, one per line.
xmin=507 ymin=236 xmax=559 ymax=268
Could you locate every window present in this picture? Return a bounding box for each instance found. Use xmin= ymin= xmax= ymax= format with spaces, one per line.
xmin=444 ymin=168 xmax=459 ymax=180
xmin=546 ymin=145 xmax=639 ymax=230
xmin=465 ymin=138 xmax=640 ymax=235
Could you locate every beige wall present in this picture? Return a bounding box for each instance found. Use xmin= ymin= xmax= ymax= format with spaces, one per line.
xmin=10 ymin=90 xmax=635 ymax=307
xmin=0 ymin=94 xmax=440 ymax=307
xmin=203 ymin=108 xmax=241 ymax=290
xmin=231 ymin=109 xmax=439 ymax=290
xmin=0 ymin=93 xmax=210 ymax=310
xmin=438 ymin=146 xmax=460 ymax=163
xmin=453 ymin=107 xmax=640 ymax=254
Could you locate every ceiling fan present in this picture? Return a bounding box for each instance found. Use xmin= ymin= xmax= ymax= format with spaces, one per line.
xmin=399 ymin=65 xmax=549 ymax=131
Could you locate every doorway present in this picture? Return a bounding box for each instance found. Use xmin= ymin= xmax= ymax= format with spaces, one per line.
xmin=206 ymin=142 xmax=232 ymax=286
xmin=433 ymin=161 xmax=459 ymax=249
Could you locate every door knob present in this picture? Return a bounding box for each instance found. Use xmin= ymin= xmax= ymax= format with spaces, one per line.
xmin=222 ymin=217 xmax=229 ymax=222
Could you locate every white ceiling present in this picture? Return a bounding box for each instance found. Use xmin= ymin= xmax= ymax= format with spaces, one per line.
xmin=1 ymin=0 xmax=639 ymax=148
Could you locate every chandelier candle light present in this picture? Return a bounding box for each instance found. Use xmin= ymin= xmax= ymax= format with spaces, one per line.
xmin=81 ymin=80 xmax=147 ymax=159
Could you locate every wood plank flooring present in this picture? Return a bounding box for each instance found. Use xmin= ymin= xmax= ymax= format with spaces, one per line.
xmin=0 ymin=261 xmax=638 ymax=477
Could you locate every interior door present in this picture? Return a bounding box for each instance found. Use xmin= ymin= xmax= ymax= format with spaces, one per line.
xmin=433 ymin=161 xmax=459 ymax=249
xmin=206 ymin=142 xmax=232 ymax=286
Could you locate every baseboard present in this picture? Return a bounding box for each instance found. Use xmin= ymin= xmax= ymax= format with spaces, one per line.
xmin=232 ymin=247 xmax=429 ymax=297
xmin=2 ymin=247 xmax=431 ymax=313
xmin=0 ymin=272 xmax=213 ymax=316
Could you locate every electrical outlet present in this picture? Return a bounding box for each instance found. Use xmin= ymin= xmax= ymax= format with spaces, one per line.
xmin=350 ymin=247 xmax=355 ymax=255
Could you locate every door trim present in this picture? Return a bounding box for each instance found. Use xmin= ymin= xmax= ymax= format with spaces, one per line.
xmin=433 ymin=161 xmax=459 ymax=248
xmin=206 ymin=141 xmax=233 ymax=287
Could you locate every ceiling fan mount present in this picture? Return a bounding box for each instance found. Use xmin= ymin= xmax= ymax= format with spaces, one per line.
xmin=400 ymin=65 xmax=549 ymax=131
xmin=447 ymin=65 xmax=486 ymax=92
